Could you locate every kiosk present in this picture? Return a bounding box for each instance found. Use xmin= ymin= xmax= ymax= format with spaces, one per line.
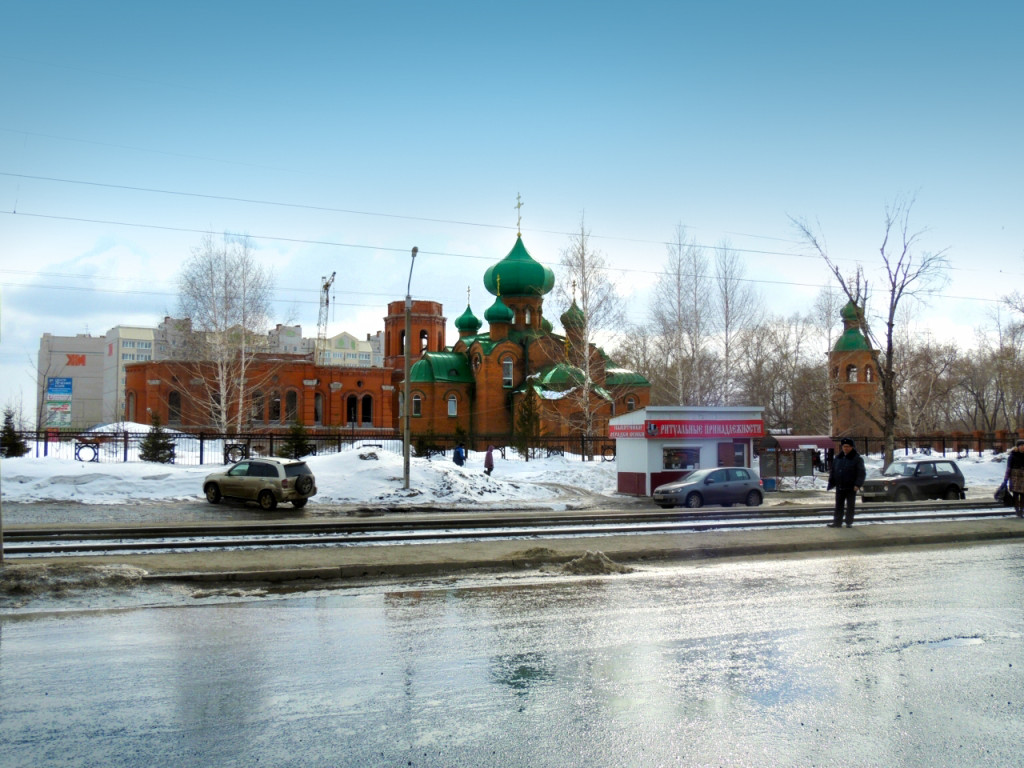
xmin=610 ymin=406 xmax=765 ymax=496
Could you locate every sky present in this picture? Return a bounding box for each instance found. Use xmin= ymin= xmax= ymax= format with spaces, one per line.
xmin=1 ymin=1 xmax=1022 ymax=416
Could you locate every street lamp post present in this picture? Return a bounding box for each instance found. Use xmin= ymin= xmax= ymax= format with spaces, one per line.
xmin=403 ymin=247 xmax=418 ymax=490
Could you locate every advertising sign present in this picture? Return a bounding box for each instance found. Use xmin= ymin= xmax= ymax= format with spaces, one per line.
xmin=46 ymin=377 xmax=73 ymax=427
xmin=642 ymin=419 xmax=764 ymax=439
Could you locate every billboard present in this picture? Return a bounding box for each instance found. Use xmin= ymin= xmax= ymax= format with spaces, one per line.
xmin=46 ymin=377 xmax=73 ymax=427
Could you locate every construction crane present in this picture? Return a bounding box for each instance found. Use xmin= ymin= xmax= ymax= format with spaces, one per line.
xmin=315 ymin=272 xmax=335 ymax=367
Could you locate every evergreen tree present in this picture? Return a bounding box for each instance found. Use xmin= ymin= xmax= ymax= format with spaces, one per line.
xmin=279 ymin=420 xmax=315 ymax=459
xmin=139 ymin=412 xmax=176 ymax=463
xmin=512 ymin=387 xmax=543 ymax=460
xmin=1 ymin=406 xmax=29 ymax=458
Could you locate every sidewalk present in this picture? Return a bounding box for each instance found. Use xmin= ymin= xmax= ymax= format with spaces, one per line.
xmin=16 ymin=516 xmax=1023 ymax=584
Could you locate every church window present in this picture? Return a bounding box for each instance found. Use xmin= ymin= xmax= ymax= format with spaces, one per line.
xmin=412 ymin=394 xmax=422 ymax=417
xmin=251 ymin=390 xmax=265 ymax=423
xmin=472 ymin=354 xmax=481 ymax=371
xmin=525 ymin=308 xmax=531 ymax=325
xmin=168 ymin=391 xmax=182 ymax=424
xmin=846 ymin=364 xmax=858 ymax=382
xmin=314 ymin=392 xmax=323 ymax=425
xmin=419 ymin=330 xmax=429 ymax=354
xmin=269 ymin=391 xmax=281 ymax=421
xmin=502 ymin=357 xmax=514 ymax=388
xmin=285 ymin=390 xmax=298 ymax=422
xmin=864 ymin=365 xmax=874 ymax=382
xmin=448 ymin=395 xmax=457 ymax=417
xmin=626 ymin=397 xmax=636 ymax=412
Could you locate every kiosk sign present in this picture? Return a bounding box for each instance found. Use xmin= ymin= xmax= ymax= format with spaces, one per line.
xmin=642 ymin=419 xmax=764 ymax=439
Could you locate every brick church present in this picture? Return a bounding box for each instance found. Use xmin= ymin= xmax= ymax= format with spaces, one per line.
xmin=124 ymin=233 xmax=650 ymax=444
xmin=829 ymin=299 xmax=882 ymax=438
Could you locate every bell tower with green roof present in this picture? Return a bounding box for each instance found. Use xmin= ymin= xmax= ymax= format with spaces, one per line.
xmin=829 ymin=300 xmax=882 ymax=438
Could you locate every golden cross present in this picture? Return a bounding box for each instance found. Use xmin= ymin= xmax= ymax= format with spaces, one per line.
xmin=496 ymin=274 xmax=501 ymax=296
xmin=515 ymin=193 xmax=523 ymax=235
xmin=466 ymin=285 xmax=471 ymax=304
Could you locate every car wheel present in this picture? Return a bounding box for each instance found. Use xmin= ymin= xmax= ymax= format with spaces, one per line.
xmin=894 ymin=487 xmax=912 ymax=503
xmin=204 ymin=484 xmax=221 ymax=504
xmin=943 ymin=486 xmax=961 ymax=500
xmin=292 ymin=498 xmax=308 ymax=509
xmin=685 ymin=492 xmax=703 ymax=509
xmin=745 ymin=490 xmax=762 ymax=507
xmin=258 ymin=490 xmax=278 ymax=511
xmin=295 ymin=475 xmax=314 ymax=496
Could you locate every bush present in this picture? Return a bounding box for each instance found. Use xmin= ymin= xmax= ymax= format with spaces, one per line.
xmin=0 ymin=407 xmax=29 ymax=458
xmin=139 ymin=412 xmax=175 ymax=463
xmin=279 ymin=421 xmax=315 ymax=459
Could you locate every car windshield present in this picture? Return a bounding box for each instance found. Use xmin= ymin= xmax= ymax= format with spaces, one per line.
xmin=883 ymin=463 xmax=918 ymax=477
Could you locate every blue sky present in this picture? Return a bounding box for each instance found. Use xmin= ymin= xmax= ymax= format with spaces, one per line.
xmin=1 ymin=1 xmax=1022 ymax=416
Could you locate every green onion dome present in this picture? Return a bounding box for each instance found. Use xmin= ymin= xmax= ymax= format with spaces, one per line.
xmin=454 ymin=304 xmax=482 ymax=334
xmin=483 ymin=235 xmax=555 ymax=297
xmin=484 ymin=295 xmax=514 ymax=324
xmin=541 ymin=316 xmax=553 ymax=333
xmin=560 ymin=300 xmax=586 ymax=331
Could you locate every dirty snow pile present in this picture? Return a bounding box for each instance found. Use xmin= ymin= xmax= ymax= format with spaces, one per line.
xmin=0 ymin=446 xmax=618 ymax=508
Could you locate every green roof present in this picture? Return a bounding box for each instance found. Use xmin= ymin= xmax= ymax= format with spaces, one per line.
xmin=605 ymin=367 xmax=650 ymax=387
xmin=409 ymin=352 xmax=474 ymax=384
xmin=833 ymin=327 xmax=872 ymax=352
xmin=482 ymin=235 xmax=555 ymax=297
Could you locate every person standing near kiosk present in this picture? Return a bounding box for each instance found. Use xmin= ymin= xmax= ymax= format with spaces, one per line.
xmin=827 ymin=438 xmax=865 ymax=528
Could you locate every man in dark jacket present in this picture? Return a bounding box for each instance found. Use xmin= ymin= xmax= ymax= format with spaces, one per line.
xmin=827 ymin=438 xmax=866 ymax=528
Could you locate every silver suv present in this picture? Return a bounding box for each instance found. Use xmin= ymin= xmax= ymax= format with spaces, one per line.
xmin=204 ymin=458 xmax=317 ymax=510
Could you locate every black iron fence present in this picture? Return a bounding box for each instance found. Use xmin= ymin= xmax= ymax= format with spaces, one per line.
xmin=15 ymin=430 xmax=617 ymax=466
xmin=833 ymin=434 xmax=1020 ymax=459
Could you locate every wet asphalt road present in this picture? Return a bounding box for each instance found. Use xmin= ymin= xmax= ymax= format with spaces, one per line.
xmin=3 ymin=542 xmax=1024 ymax=766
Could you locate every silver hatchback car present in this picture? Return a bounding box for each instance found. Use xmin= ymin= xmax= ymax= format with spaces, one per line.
xmin=203 ymin=457 xmax=317 ymax=510
xmin=653 ymin=467 xmax=763 ymax=509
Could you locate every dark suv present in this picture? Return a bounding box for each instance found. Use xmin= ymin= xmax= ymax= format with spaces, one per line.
xmin=860 ymin=459 xmax=966 ymax=503
xmin=203 ymin=458 xmax=317 ymax=510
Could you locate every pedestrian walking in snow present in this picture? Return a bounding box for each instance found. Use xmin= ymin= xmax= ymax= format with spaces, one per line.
xmin=484 ymin=445 xmax=495 ymax=476
xmin=453 ymin=443 xmax=466 ymax=467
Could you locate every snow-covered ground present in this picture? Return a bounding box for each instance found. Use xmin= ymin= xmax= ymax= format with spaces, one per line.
xmin=0 ymin=426 xmax=1010 ymax=508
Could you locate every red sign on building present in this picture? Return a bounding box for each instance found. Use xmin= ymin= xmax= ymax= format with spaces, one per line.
xmin=644 ymin=420 xmax=764 ymax=438
xmin=66 ymin=354 xmax=87 ymax=366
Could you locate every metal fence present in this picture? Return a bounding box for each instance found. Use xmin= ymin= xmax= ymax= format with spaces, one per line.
xmin=16 ymin=430 xmax=618 ymax=466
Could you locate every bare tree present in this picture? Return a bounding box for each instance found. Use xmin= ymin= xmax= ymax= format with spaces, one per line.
xmin=554 ymin=215 xmax=626 ymax=437
xmin=793 ymin=197 xmax=949 ymax=467
xmin=177 ymin=234 xmax=275 ymax=433
xmin=713 ymin=243 xmax=762 ymax=405
xmin=650 ymin=225 xmax=717 ymax=405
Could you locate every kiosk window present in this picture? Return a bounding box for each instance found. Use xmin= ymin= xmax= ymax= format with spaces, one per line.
xmin=663 ymin=447 xmax=699 ymax=470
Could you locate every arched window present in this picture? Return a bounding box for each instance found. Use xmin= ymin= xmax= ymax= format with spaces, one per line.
xmin=419 ymin=329 xmax=429 ymax=354
xmin=626 ymin=397 xmax=636 ymax=412
xmin=346 ymin=394 xmax=358 ymax=424
xmin=285 ymin=390 xmax=298 ymax=422
xmin=846 ymin=364 xmax=858 ymax=383
xmin=864 ymin=366 xmax=874 ymax=382
xmin=361 ymin=395 xmax=373 ymax=425
xmin=448 ymin=394 xmax=457 ymax=417
xmin=525 ymin=307 xmax=532 ymax=325
xmin=502 ymin=357 xmax=514 ymax=388
xmin=268 ymin=391 xmax=281 ymax=422
xmin=168 ymin=391 xmax=182 ymax=424
xmin=412 ymin=393 xmax=422 ymax=417
xmin=251 ymin=390 xmax=265 ymax=423
xmin=314 ymin=392 xmax=324 ymax=425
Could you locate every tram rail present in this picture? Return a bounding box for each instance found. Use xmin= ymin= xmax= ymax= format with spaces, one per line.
xmin=2 ymin=501 xmax=1013 ymax=559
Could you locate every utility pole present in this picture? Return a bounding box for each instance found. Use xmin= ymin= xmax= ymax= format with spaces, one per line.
xmin=403 ymin=248 xmax=418 ymax=490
